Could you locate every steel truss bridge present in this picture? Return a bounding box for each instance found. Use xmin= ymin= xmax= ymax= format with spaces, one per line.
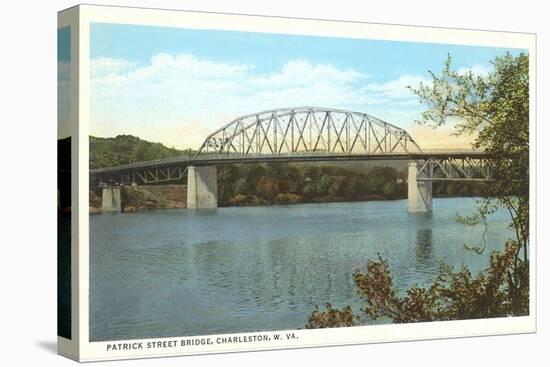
xmin=91 ymin=107 xmax=493 ymax=188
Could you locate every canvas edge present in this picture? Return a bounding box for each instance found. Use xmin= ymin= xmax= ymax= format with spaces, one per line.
xmin=59 ymin=4 xmax=537 ymax=362
xmin=57 ymin=5 xmax=80 ymax=362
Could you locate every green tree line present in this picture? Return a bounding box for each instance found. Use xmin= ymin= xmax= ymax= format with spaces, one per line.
xmin=218 ymin=163 xmax=406 ymax=206
xmin=217 ymin=162 xmax=484 ymax=207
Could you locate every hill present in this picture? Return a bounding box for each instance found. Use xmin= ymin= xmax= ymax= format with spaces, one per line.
xmin=89 ymin=135 xmax=195 ymax=169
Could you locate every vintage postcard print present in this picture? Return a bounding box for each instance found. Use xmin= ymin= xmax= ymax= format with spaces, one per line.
xmin=57 ymin=4 xmax=536 ymax=362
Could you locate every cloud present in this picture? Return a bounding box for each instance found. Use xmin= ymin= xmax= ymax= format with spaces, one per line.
xmin=249 ymin=60 xmax=368 ymax=90
xmin=149 ymin=53 xmax=252 ymax=79
xmin=90 ymin=52 xmax=429 ymax=148
xmin=363 ymin=74 xmax=430 ymax=99
xmin=91 ymin=57 xmax=137 ymax=78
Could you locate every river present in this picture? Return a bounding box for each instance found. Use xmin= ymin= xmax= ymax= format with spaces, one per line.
xmin=89 ymin=197 xmax=514 ymax=341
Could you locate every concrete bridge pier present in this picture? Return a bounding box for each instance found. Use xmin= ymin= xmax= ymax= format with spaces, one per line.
xmin=408 ymin=161 xmax=432 ymax=213
xmin=101 ymin=187 xmax=121 ymax=213
xmin=187 ymin=166 xmax=218 ymax=209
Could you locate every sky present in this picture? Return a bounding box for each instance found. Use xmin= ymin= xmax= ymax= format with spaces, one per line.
xmin=89 ymin=23 xmax=525 ymax=150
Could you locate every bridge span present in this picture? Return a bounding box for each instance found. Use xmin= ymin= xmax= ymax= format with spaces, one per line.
xmin=91 ymin=107 xmax=493 ymax=213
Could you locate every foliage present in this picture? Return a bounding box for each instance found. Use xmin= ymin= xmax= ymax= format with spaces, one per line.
xmin=409 ymin=52 xmax=529 ymax=306
xmin=306 ymin=304 xmax=356 ymax=329
xmin=358 ymin=241 xmax=528 ymax=321
xmin=235 ymin=177 xmax=252 ymax=195
xmin=274 ymin=193 xmax=303 ymax=204
xmin=120 ymin=186 xmax=147 ymax=209
xmin=307 ymin=240 xmax=529 ymax=328
xmin=256 ymin=176 xmax=280 ymax=201
xmin=217 ymin=162 xmax=478 ymax=207
xmin=229 ymin=194 xmax=257 ymax=206
xmin=216 ymin=161 xmax=476 ymax=206
xmin=433 ymin=181 xmax=487 ymax=197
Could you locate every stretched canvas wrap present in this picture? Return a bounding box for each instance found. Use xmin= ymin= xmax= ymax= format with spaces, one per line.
xmin=57 ymin=4 xmax=537 ymax=362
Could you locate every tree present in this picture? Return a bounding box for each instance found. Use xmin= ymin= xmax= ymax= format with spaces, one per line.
xmin=366 ymin=166 xmax=399 ymax=194
xmin=217 ymin=165 xmax=239 ymax=204
xmin=411 ymin=53 xmax=528 ymax=245
xmin=235 ymin=177 xmax=251 ymax=196
xmin=410 ymin=52 xmax=529 ymax=313
xmin=342 ymin=176 xmax=359 ymax=198
xmin=307 ymin=52 xmax=530 ymax=327
xmin=285 ymin=166 xmax=304 ymax=194
xmin=382 ymin=182 xmax=396 ymax=198
xmin=317 ymin=174 xmax=334 ymax=196
xmin=302 ymin=180 xmax=318 ymax=199
xmin=240 ymin=164 xmax=266 ymax=183
xmin=328 ymin=176 xmax=346 ymax=197
xmin=256 ymin=176 xmax=280 ymax=201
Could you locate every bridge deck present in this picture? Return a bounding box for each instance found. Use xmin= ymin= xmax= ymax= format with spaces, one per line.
xmin=91 ymin=150 xmax=490 ymax=175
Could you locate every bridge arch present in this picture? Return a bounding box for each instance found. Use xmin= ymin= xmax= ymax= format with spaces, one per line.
xmin=196 ymin=106 xmax=422 ymax=158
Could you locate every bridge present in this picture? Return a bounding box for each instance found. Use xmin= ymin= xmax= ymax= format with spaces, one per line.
xmin=91 ymin=106 xmax=493 ymax=213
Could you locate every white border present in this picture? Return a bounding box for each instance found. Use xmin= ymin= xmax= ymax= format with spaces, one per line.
xmin=69 ymin=4 xmax=537 ymax=362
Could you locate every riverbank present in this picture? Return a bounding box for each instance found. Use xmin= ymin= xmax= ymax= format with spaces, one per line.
xmin=88 ymin=185 xmax=406 ymax=214
xmin=89 ymin=185 xmax=186 ymax=214
xmin=89 ymin=184 xmax=484 ymax=214
xmin=225 ymin=192 xmax=400 ymax=207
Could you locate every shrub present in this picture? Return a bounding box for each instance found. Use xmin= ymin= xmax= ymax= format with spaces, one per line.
xmin=229 ymin=194 xmax=255 ymax=206
xmin=274 ymin=193 xmax=303 ymax=204
xmin=306 ymin=304 xmax=356 ymax=329
xmin=307 ymin=240 xmax=529 ymax=328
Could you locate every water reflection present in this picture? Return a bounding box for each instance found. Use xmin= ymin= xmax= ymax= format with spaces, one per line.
xmin=415 ymin=228 xmax=434 ymax=269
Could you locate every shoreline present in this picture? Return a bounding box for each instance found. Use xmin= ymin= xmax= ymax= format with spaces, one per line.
xmin=88 ymin=188 xmax=482 ymax=214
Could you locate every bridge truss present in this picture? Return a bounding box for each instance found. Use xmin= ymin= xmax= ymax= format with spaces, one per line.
xmin=416 ymin=154 xmax=493 ymax=181
xmin=196 ymin=106 xmax=421 ymax=157
xmin=90 ymin=107 xmax=494 ymax=187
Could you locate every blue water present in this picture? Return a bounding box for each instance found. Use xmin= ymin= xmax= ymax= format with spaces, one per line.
xmin=89 ymin=198 xmax=514 ymax=341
